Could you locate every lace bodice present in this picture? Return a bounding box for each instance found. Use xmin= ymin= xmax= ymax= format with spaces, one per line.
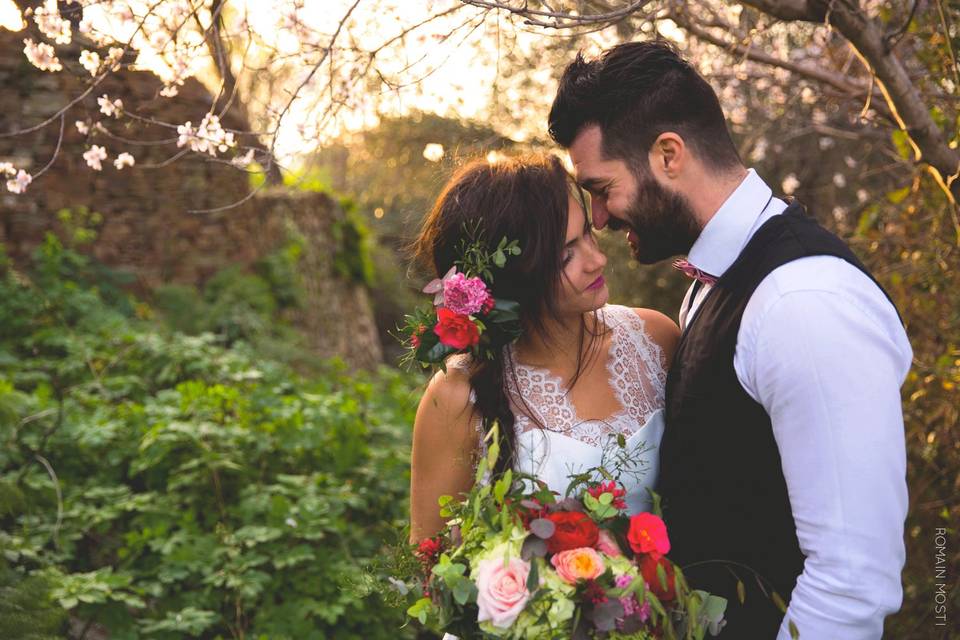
xmin=504 ymin=305 xmax=666 ymax=447
xmin=449 ymin=305 xmax=668 ymax=514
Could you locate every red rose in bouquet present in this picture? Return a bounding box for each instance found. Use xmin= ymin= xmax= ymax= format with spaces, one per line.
xmin=544 ymin=511 xmax=599 ymax=554
xmin=434 ymin=307 xmax=480 ymax=349
xmin=639 ymin=554 xmax=677 ymax=602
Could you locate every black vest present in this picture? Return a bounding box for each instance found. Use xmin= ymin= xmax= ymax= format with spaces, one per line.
xmin=657 ymin=202 xmax=898 ymax=638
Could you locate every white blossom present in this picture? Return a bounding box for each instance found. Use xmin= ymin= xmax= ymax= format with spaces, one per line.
xmin=75 ymin=120 xmax=90 ymax=135
xmin=422 ymin=143 xmax=444 ymax=162
xmin=106 ymin=47 xmax=125 ymax=70
xmin=34 ymin=0 xmax=72 ymax=45
xmin=857 ymin=189 xmax=869 ymax=203
xmin=832 ymin=173 xmax=846 ymax=188
xmin=98 ymin=95 xmax=123 ymax=118
xmin=231 ymin=149 xmax=256 ymax=168
xmin=23 ymin=38 xmax=62 ymax=72
xmin=6 ymin=170 xmax=33 ymax=194
xmin=782 ymin=173 xmax=800 ymax=195
xmin=114 ymin=152 xmax=135 ymax=170
xmin=177 ymin=114 xmax=236 ymax=157
xmin=83 ymin=145 xmax=108 ymax=171
xmin=79 ymin=50 xmax=100 ymax=75
xmin=818 ymin=137 xmax=834 ymax=150
xmin=0 ymin=162 xmax=16 ymax=177
xmin=160 ymin=84 xmax=180 ymax=98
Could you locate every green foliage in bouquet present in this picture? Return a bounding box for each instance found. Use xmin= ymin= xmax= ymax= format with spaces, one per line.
xmin=393 ymin=425 xmax=727 ymax=640
xmin=0 ymin=235 xmax=419 ymax=639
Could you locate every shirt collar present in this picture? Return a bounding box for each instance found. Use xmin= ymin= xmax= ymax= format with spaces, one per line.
xmin=686 ymin=168 xmax=778 ymax=278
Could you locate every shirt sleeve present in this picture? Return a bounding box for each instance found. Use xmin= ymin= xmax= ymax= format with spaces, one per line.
xmin=735 ymin=284 xmax=910 ymax=640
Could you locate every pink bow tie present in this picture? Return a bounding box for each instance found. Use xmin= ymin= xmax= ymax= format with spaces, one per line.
xmin=673 ymin=258 xmax=718 ymax=285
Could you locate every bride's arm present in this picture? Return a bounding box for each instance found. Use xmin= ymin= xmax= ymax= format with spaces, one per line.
xmin=409 ymin=367 xmax=479 ymax=543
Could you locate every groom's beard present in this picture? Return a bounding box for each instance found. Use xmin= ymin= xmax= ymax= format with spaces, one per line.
xmin=611 ymin=176 xmax=701 ymax=265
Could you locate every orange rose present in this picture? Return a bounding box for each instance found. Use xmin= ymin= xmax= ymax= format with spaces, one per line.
xmin=550 ymin=547 xmax=605 ymax=584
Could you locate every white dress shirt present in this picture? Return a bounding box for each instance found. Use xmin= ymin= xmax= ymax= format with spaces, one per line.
xmin=679 ymin=169 xmax=912 ymax=639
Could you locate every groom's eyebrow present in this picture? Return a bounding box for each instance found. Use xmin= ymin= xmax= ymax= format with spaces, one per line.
xmin=578 ymin=178 xmax=605 ymax=192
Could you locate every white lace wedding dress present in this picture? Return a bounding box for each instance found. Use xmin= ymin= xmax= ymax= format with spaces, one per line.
xmin=458 ymin=304 xmax=667 ymax=515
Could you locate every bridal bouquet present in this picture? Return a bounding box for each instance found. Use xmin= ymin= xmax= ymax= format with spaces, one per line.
xmin=394 ymin=426 xmax=727 ymax=640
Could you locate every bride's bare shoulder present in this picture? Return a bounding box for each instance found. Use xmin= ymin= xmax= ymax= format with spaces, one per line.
xmin=630 ymin=307 xmax=680 ymax=363
xmin=415 ymin=358 xmax=476 ymax=436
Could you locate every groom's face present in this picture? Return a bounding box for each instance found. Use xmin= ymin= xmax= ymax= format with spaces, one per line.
xmin=569 ymin=126 xmax=700 ymax=264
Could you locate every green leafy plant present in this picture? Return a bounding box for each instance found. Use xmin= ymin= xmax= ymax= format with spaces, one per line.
xmin=0 ymin=237 xmax=420 ymax=639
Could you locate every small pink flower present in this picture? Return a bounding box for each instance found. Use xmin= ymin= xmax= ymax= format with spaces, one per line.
xmin=614 ymin=574 xmax=651 ymax=627
xmin=550 ymin=547 xmax=605 ymax=585
xmin=475 ymin=556 xmax=532 ymax=629
xmin=595 ymin=529 xmax=623 ymax=557
xmin=422 ymin=265 xmax=458 ymax=306
xmin=443 ymin=273 xmax=491 ymax=315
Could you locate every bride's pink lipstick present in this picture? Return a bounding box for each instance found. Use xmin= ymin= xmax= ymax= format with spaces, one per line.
xmin=586 ymin=275 xmax=605 ymax=291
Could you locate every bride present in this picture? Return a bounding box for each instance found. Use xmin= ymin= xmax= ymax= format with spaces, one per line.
xmin=408 ymin=153 xmax=679 ymax=543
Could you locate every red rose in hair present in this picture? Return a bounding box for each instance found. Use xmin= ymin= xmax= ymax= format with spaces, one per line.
xmin=639 ymin=554 xmax=677 ymax=602
xmin=433 ymin=307 xmax=480 ymax=350
xmin=544 ymin=511 xmax=599 ymax=554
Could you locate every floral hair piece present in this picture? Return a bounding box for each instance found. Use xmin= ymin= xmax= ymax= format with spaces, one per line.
xmin=399 ymin=226 xmax=522 ymax=369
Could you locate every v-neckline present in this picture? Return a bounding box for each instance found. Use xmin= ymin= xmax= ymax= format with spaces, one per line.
xmin=510 ymin=314 xmax=628 ymax=427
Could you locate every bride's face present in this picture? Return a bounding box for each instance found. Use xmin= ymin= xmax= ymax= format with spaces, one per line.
xmin=556 ymin=191 xmax=608 ymax=315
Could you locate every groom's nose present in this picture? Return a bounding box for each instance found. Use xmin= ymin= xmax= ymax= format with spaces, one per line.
xmin=591 ymin=201 xmax=609 ymax=230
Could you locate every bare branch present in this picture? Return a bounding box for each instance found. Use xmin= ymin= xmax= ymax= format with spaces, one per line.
xmin=461 ymin=0 xmax=652 ymax=28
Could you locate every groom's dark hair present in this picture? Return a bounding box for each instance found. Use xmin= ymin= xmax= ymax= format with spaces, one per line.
xmin=549 ymin=40 xmax=742 ymax=173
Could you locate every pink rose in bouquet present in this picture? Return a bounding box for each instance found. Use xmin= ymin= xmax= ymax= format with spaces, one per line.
xmin=595 ymin=529 xmax=623 ymax=557
xmin=475 ymin=556 xmax=533 ymax=628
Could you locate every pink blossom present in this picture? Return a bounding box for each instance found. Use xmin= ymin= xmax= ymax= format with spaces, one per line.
xmin=83 ymin=145 xmax=107 ymax=171
xmin=23 ymin=38 xmax=62 ymax=72
xmin=442 ymin=273 xmax=491 ymax=315
xmin=79 ymin=50 xmax=100 ymax=75
xmin=6 ymin=170 xmax=32 ymax=194
xmin=475 ymin=556 xmax=532 ymax=629
xmin=114 ymin=152 xmax=135 ymax=170
xmin=34 ymin=0 xmax=71 ymax=45
xmin=98 ymin=95 xmax=122 ymax=118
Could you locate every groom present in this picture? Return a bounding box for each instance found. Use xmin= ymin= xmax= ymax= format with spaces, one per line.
xmin=548 ymin=42 xmax=911 ymax=638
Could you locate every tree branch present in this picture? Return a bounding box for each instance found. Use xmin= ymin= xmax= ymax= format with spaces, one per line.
xmin=816 ymin=1 xmax=960 ymax=202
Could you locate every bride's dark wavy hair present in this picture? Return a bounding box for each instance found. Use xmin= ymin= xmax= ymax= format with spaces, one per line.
xmin=412 ymin=153 xmax=604 ymax=478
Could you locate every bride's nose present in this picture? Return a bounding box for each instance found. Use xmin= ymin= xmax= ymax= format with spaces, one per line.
xmin=585 ymin=242 xmax=607 ymax=272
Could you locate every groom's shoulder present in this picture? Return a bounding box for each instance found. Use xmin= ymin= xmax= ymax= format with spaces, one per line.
xmin=744 ymin=254 xmax=904 ymax=341
xmin=755 ymin=254 xmax=883 ymax=301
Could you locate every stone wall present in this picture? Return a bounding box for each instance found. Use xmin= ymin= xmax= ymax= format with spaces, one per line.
xmin=0 ymin=29 xmax=382 ymax=370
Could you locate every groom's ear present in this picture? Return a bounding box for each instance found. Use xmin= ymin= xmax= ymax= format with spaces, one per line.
xmin=649 ymin=132 xmax=686 ymax=180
